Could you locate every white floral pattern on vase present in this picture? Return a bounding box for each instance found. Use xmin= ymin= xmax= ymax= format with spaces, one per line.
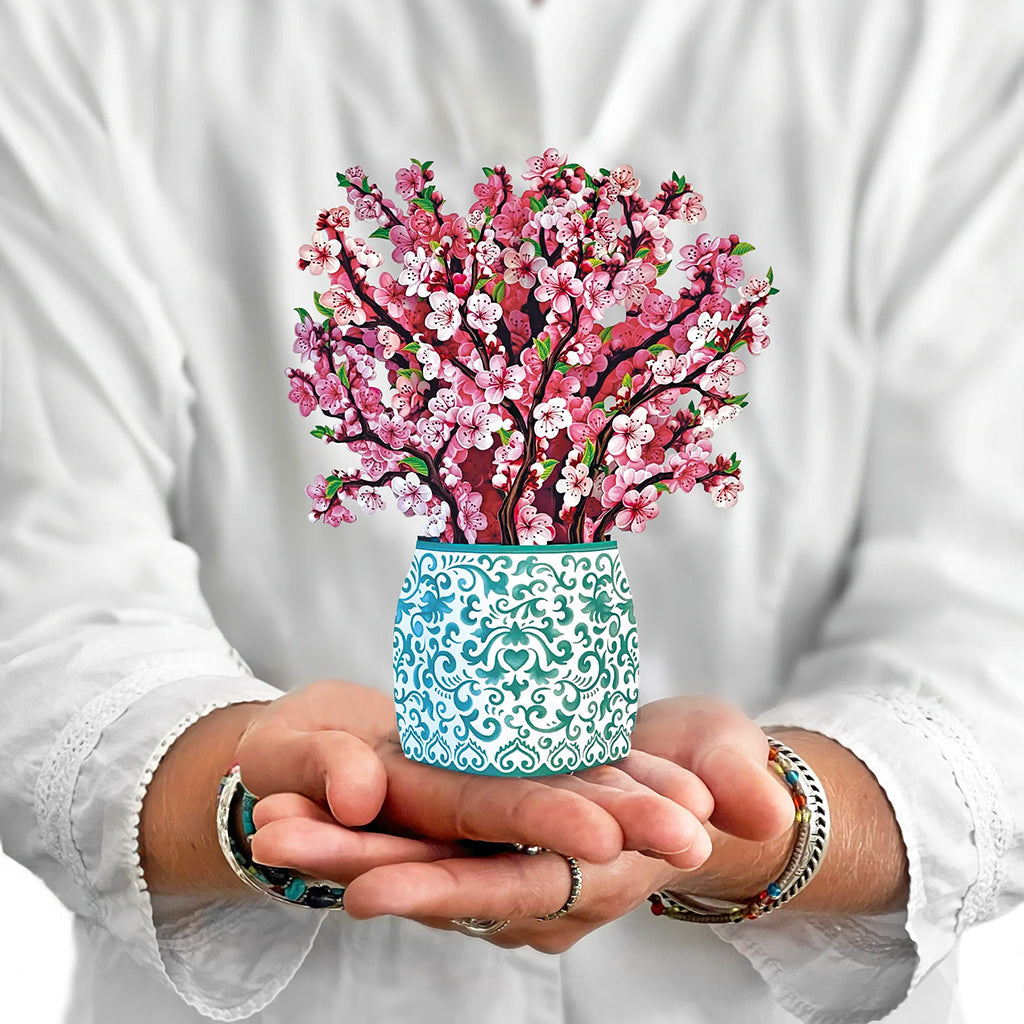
xmin=393 ymin=540 xmax=640 ymax=776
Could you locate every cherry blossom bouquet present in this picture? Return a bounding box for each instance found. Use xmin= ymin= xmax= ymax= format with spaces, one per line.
xmin=286 ymin=151 xmax=776 ymax=545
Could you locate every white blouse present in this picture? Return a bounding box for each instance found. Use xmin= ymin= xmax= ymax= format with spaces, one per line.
xmin=0 ymin=1 xmax=1021 ymax=1021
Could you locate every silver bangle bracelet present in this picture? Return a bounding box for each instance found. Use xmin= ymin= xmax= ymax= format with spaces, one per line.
xmin=649 ymin=736 xmax=830 ymax=924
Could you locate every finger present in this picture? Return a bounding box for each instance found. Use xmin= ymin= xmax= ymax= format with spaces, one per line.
xmin=633 ymin=699 xmax=792 ymax=841
xmin=238 ymin=727 xmax=387 ymax=828
xmin=611 ymin=750 xmax=715 ymax=822
xmin=381 ymin=755 xmax=624 ymax=863
xmin=541 ymin=767 xmax=711 ymax=866
xmin=342 ymin=850 xmax=578 ymax=921
xmin=249 ymin=816 xmax=462 ymax=881
xmin=692 ymin=743 xmax=794 ymax=841
xmin=251 ymin=792 xmax=336 ymax=829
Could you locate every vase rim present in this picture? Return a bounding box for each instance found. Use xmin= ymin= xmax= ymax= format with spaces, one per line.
xmin=415 ymin=539 xmax=618 ymax=554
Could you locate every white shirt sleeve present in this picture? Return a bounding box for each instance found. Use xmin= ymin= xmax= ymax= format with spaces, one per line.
xmin=0 ymin=9 xmax=323 ymax=1019
xmin=711 ymin=8 xmax=1024 ymax=1021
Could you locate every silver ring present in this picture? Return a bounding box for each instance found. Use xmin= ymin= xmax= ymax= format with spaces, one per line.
xmin=451 ymin=917 xmax=511 ymax=937
xmin=536 ymin=852 xmax=583 ymax=921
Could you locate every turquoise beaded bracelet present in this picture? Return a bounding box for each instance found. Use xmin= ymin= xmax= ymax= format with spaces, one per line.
xmin=649 ymin=736 xmax=830 ymax=924
xmin=216 ymin=764 xmax=347 ymax=910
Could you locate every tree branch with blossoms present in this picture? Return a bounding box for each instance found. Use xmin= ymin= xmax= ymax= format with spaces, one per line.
xmin=286 ymin=152 xmax=777 ymax=545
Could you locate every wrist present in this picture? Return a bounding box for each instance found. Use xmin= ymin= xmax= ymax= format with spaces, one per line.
xmin=139 ymin=701 xmax=269 ymax=898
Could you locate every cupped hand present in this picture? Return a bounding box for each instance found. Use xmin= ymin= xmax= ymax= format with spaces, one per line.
xmin=236 ymin=680 xmax=716 ymax=884
xmin=282 ymin=695 xmax=797 ymax=953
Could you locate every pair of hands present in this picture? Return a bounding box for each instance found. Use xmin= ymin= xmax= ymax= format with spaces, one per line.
xmin=235 ymin=680 xmax=795 ymax=952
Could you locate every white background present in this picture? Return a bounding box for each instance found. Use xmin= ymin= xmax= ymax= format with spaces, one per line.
xmin=1 ymin=849 xmax=1021 ymax=1022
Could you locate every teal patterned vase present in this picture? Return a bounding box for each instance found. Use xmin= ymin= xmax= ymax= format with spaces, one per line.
xmin=393 ymin=540 xmax=640 ymax=777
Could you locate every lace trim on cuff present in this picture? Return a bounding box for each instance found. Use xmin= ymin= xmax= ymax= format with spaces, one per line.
xmin=33 ymin=652 xmax=251 ymax=911
xmin=864 ymin=690 xmax=1013 ymax=931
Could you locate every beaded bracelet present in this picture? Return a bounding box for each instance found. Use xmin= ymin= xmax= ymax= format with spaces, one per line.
xmin=649 ymin=736 xmax=830 ymax=924
xmin=216 ymin=764 xmax=347 ymax=910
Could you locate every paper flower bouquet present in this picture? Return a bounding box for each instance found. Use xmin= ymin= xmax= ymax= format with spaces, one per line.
xmin=287 ymin=151 xmax=775 ymax=775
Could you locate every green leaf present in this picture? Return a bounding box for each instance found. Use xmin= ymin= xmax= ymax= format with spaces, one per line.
xmin=498 ymin=428 xmax=512 ymax=446
xmin=313 ymin=291 xmax=334 ymax=317
xmin=635 ymin=247 xmax=651 ymax=260
xmin=482 ymin=166 xmax=495 ymax=177
xmin=492 ymin=279 xmax=507 ymax=304
xmin=337 ymin=361 xmax=350 ymax=387
xmin=418 ymin=159 xmax=434 ymax=172
xmin=599 ymin=325 xmax=614 ymax=342
xmin=412 ymin=196 xmax=435 ymax=212
xmin=423 ymin=184 xmax=435 ymax=199
xmin=534 ymin=334 xmax=551 ymax=361
xmin=599 ymin=167 xmax=610 ymax=177
xmin=403 ymin=340 xmax=421 ymax=354
xmin=554 ymin=361 xmax=572 ymax=374
xmin=321 ymin=318 xmax=332 ymax=332
xmin=726 ymin=392 xmax=749 ymax=406
xmin=768 ymin=287 xmax=780 ymax=296
xmin=649 ymin=343 xmax=671 ymax=354
xmin=294 ymin=307 xmax=312 ymax=323
xmin=335 ymin=172 xmax=352 ymax=189
xmin=767 ymin=266 xmax=774 ymax=285
xmin=529 ymin=195 xmax=547 ymax=212
xmin=399 ymin=455 xmax=430 ymax=477
xmin=325 ymin=475 xmax=344 ymax=500
xmin=621 ymin=372 xmax=633 ymax=392
xmin=656 ymin=260 xmax=672 ymax=276
xmin=654 ymin=481 xmax=672 ymax=494
xmin=369 ymin=226 xmax=392 ymax=239
xmin=538 ymin=459 xmax=558 ymax=482
xmin=310 ymin=424 xmax=334 ymax=440
xmin=731 ymin=242 xmax=756 ymax=256
xmin=360 ymin=175 xmax=370 ymax=191
xmin=582 ymin=439 xmax=596 ymax=467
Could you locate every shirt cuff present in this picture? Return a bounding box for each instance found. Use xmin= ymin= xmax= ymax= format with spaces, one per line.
xmin=710 ymin=685 xmax=1008 ymax=1024
xmin=71 ymin=674 xmax=327 ymax=1021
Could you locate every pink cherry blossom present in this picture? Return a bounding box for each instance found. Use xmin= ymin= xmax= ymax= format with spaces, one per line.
xmin=707 ymin=475 xmax=743 ymax=507
xmin=502 ymin=243 xmax=547 ymax=288
xmin=740 ymin=275 xmax=772 ymax=301
xmin=533 ymin=397 xmax=572 ymax=439
xmin=287 ymin=371 xmax=318 ymax=417
xmin=714 ymin=253 xmax=745 ymax=287
xmin=555 ymin=463 xmax=592 ymax=508
xmin=322 ymin=501 xmax=357 ymax=527
xmin=317 ymin=373 xmax=348 ymax=415
xmin=581 ymin=271 xmax=614 ymax=320
xmin=687 ymin=310 xmax=723 ymax=348
xmin=615 ymin=486 xmax=660 ymax=532
xmin=465 ymin=292 xmax=503 ymax=336
xmin=609 ymin=164 xmax=640 ymax=197
xmin=306 ymin=474 xmax=330 ymax=512
xmin=395 ymin=165 xmax=425 ymax=200
xmin=455 ymin=403 xmax=495 ymax=451
xmin=476 ymin=356 xmax=525 ymax=404
xmin=299 ymin=231 xmax=341 ymax=275
xmin=331 ymin=290 xmax=366 ymax=326
xmin=516 ymin=504 xmax=555 ymax=544
xmin=700 ymin=354 xmax=746 ymax=392
xmin=522 ymin=148 xmax=565 ymax=188
xmin=535 ymin=263 xmax=584 ymax=316
xmin=391 ymin=472 xmax=432 ymax=516
xmin=679 ymin=191 xmax=706 ymax=223
xmin=356 ymin=487 xmax=386 ymax=514
xmin=424 ymin=291 xmax=462 ymax=342
xmin=608 ymin=408 xmax=655 ymax=463
xmin=377 ymin=412 xmax=413 ymax=448
xmin=456 ymin=490 xmax=488 ymax=541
